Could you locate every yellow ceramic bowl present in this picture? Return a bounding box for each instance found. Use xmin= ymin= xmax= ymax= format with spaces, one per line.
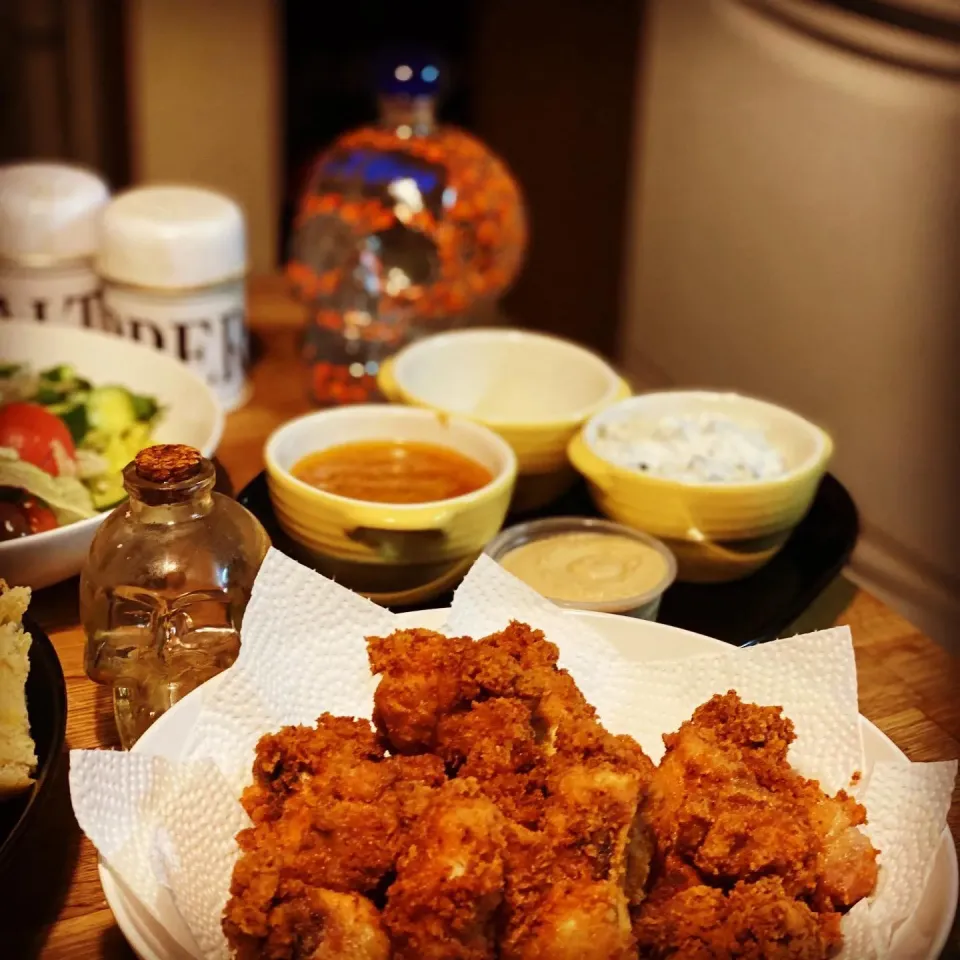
xmin=378 ymin=328 xmax=629 ymax=512
xmin=264 ymin=405 xmax=517 ymax=604
xmin=568 ymin=391 xmax=834 ymax=583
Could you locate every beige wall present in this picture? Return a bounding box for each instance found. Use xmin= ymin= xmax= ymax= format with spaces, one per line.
xmin=622 ymin=0 xmax=960 ymax=649
xmin=125 ymin=0 xmax=280 ymax=272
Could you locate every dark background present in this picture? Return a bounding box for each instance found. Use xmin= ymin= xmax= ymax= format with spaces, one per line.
xmin=282 ymin=0 xmax=644 ymax=357
xmin=0 ymin=0 xmax=643 ymax=359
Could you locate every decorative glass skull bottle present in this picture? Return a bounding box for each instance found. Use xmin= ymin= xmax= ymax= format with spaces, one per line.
xmin=80 ymin=444 xmax=269 ymax=747
xmin=288 ymin=53 xmax=528 ymax=405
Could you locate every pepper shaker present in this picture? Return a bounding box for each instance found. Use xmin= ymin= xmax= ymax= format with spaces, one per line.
xmin=97 ymin=185 xmax=251 ymax=412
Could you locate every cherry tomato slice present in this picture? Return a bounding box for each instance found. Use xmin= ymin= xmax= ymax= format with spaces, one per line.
xmin=20 ymin=496 xmax=58 ymax=534
xmin=0 ymin=402 xmax=76 ymax=475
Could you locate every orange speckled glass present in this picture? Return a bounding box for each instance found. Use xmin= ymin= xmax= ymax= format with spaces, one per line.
xmin=288 ymin=95 xmax=527 ymax=406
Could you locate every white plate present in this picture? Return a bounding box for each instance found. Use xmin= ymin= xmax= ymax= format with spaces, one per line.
xmin=0 ymin=320 xmax=224 ymax=589
xmin=99 ymin=610 xmax=958 ymax=960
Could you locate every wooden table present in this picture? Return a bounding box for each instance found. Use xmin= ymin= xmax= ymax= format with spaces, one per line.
xmin=7 ymin=277 xmax=959 ymax=958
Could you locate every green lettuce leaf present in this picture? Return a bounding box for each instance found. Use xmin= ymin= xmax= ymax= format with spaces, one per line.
xmin=0 ymin=448 xmax=96 ymax=524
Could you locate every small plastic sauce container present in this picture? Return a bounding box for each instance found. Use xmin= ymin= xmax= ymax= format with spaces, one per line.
xmin=484 ymin=516 xmax=677 ymax=621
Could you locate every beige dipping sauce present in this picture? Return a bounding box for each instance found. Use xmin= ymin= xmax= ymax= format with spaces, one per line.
xmin=499 ymin=531 xmax=670 ymax=603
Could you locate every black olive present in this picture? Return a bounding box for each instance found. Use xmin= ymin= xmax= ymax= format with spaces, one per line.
xmin=0 ymin=501 xmax=30 ymax=541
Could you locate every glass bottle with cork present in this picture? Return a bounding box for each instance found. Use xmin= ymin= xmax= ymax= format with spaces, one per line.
xmin=80 ymin=443 xmax=269 ymax=747
xmin=288 ymin=52 xmax=528 ymax=405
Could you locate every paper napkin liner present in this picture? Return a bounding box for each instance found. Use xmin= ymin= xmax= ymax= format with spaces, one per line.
xmin=70 ymin=550 xmax=957 ymax=960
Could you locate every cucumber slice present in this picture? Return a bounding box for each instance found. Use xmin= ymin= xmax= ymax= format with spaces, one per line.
xmin=35 ymin=385 xmax=63 ymax=405
xmin=57 ymin=404 xmax=91 ymax=445
xmin=131 ymin=394 xmax=160 ymax=422
xmin=86 ymin=386 xmax=137 ymax=433
xmin=89 ymin=475 xmax=127 ymax=511
xmin=41 ymin=364 xmax=75 ymax=383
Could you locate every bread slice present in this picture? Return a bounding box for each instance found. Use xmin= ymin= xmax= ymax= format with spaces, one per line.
xmin=0 ymin=580 xmax=37 ymax=798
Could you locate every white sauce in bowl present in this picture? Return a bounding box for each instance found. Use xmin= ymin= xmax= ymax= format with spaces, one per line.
xmin=593 ymin=412 xmax=785 ymax=483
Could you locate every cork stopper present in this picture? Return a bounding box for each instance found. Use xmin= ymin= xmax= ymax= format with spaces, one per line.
xmin=134 ymin=444 xmax=203 ymax=484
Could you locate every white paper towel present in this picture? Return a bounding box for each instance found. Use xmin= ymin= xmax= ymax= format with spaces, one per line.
xmin=69 ymin=751 xmax=246 ymax=958
xmin=862 ymin=759 xmax=958 ymax=949
xmin=178 ymin=550 xmax=394 ymax=794
xmin=70 ymin=549 xmax=956 ymax=960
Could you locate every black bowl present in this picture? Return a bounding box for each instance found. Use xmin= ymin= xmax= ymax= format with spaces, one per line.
xmin=0 ymin=616 xmax=67 ymax=872
xmin=238 ymin=471 xmax=859 ymax=647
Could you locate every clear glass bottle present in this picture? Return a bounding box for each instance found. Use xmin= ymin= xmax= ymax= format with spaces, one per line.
xmin=80 ymin=444 xmax=269 ymax=748
xmin=288 ymin=55 xmax=528 ymax=405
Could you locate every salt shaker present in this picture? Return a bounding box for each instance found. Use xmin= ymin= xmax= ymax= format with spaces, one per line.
xmin=79 ymin=444 xmax=269 ymax=747
xmin=97 ymin=185 xmax=250 ymax=411
xmin=0 ymin=162 xmax=109 ymax=326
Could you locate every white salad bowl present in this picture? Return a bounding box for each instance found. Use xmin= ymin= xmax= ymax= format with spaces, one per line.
xmin=0 ymin=320 xmax=224 ymax=589
xmin=97 ymin=609 xmax=958 ymax=960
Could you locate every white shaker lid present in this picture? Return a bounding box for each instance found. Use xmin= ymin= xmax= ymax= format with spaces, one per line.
xmin=0 ymin=162 xmax=109 ymax=262
xmin=97 ymin=185 xmax=246 ymax=289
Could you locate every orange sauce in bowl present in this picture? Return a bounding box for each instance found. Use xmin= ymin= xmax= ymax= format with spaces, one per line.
xmin=292 ymin=440 xmax=494 ymax=504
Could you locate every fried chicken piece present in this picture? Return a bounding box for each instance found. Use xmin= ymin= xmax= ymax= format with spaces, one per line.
xmin=551 ymin=710 xmax=655 ymax=782
xmin=436 ymin=696 xmax=538 ymax=771
xmin=242 ymin=714 xmax=386 ymax=823
xmin=235 ymin=714 xmax=445 ymax=893
xmin=368 ymin=621 xmax=603 ymax=760
xmin=383 ymin=778 xmax=508 ymax=960
xmin=501 ymin=828 xmax=637 ymax=960
xmin=474 ymin=620 xmax=561 ymax=673
xmin=234 ymin=751 xmax=444 ymax=893
xmin=436 ymin=697 xmax=547 ymax=827
xmin=224 ymin=715 xmax=446 ymax=958
xmin=543 ymin=759 xmax=648 ymax=884
xmin=633 ymin=875 xmax=843 ymax=959
xmin=367 ymin=628 xmax=478 ymax=753
xmin=423 ymin=624 xmax=658 ymax=958
xmin=499 ymin=755 xmax=650 ymax=960
xmin=434 ymin=623 xmax=656 ymax=832
xmin=509 ymin=879 xmax=635 ymax=960
xmin=546 ymin=708 xmax=656 ymax=906
xmin=683 ymin=689 xmax=796 ymax=768
xmin=224 ymin=881 xmax=390 ymax=960
xmin=646 ymin=692 xmax=878 ymax=905
xmin=693 ymin=782 xmax=821 ymax=897
xmin=469 ymin=621 xmax=597 ymax=751
xmin=639 ymin=692 xmax=877 ymax=959
xmin=728 ymin=878 xmax=843 ymax=960
xmin=633 ymin=880 xmax=732 ymax=959
xmin=809 ymin=791 xmax=879 ymax=911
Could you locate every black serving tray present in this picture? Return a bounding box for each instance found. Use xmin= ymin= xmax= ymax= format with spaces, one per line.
xmin=237 ymin=472 xmax=858 ymax=648
xmin=0 ymin=616 xmax=67 ymax=873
